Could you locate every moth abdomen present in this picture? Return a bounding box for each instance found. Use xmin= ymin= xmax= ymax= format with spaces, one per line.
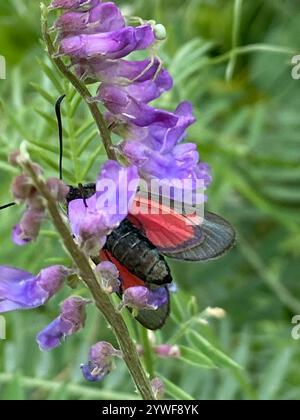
xmin=105 ymin=219 xmax=172 ymax=286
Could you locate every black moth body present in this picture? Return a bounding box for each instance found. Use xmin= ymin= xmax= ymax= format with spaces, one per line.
xmin=105 ymin=219 xmax=172 ymax=286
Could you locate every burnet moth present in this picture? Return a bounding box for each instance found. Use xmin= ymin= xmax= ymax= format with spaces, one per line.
xmin=1 ymin=96 xmax=236 ymax=330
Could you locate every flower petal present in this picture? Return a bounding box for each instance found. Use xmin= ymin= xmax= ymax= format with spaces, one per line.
xmin=0 ymin=265 xmax=67 ymax=313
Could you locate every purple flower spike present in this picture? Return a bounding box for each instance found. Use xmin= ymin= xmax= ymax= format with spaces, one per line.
xmin=0 ymin=265 xmax=68 ymax=313
xmin=59 ymin=25 xmax=155 ymax=60
xmin=123 ymin=286 xmax=168 ymax=312
xmin=95 ymin=261 xmax=120 ymax=293
xmin=37 ymin=296 xmax=89 ymax=352
xmin=50 ymin=0 xmax=99 ymax=10
xmin=81 ymin=342 xmax=122 ymax=382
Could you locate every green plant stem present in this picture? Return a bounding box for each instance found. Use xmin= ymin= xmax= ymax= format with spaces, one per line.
xmin=208 ymin=44 xmax=296 ymax=67
xmin=139 ymin=326 xmax=155 ymax=379
xmin=23 ymin=160 xmax=155 ymax=400
xmin=66 ymin=88 xmax=80 ymax=184
xmin=226 ymin=0 xmax=243 ymax=81
xmin=0 ymin=373 xmax=138 ymax=400
xmin=41 ymin=6 xmax=117 ymax=161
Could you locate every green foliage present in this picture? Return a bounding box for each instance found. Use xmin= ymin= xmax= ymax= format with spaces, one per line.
xmin=1 ymin=0 xmax=300 ymax=400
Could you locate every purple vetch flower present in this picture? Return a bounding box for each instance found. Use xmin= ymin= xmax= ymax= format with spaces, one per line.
xmin=75 ymin=57 xmax=169 ymax=86
xmin=68 ymin=161 xmax=139 ymax=254
xmin=122 ymin=286 xmax=168 ymax=312
xmin=154 ymin=344 xmax=181 ymax=359
xmin=94 ymin=71 xmax=173 ymax=127
xmin=95 ymin=68 xmax=172 ymax=104
xmin=95 ymin=261 xmax=120 ymax=293
xmin=135 ymin=143 xmax=208 ymax=183
xmin=49 ymin=0 xmax=99 ymax=10
xmin=101 ymin=88 xmax=178 ymax=128
xmin=120 ymin=101 xmax=212 ymax=187
xmin=121 ymin=101 xmax=196 ymax=157
xmin=53 ymin=2 xmax=125 ymax=38
xmin=0 ymin=266 xmax=68 ymax=313
xmin=81 ymin=341 xmax=122 ymax=382
xmin=59 ymin=25 xmax=155 ymax=60
xmin=37 ymin=296 xmax=89 ymax=351
xmin=12 ymin=208 xmax=45 ymax=246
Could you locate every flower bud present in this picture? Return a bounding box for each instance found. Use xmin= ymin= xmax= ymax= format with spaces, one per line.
xmin=95 ymin=261 xmax=120 ymax=293
xmin=47 ymin=178 xmax=70 ymax=202
xmin=151 ymin=378 xmax=165 ymax=400
xmin=12 ymin=208 xmax=45 ymax=246
xmin=154 ymin=344 xmax=181 ymax=359
xmin=154 ymin=24 xmax=167 ymax=41
xmin=206 ymin=307 xmax=226 ymax=319
xmin=11 ymin=175 xmax=35 ymax=202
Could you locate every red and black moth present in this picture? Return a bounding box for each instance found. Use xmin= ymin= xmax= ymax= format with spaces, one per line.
xmin=1 ymin=96 xmax=235 ymax=330
xmin=66 ymin=184 xmax=236 ymax=330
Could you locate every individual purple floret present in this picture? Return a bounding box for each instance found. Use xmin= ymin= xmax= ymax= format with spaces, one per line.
xmin=53 ymin=2 xmax=125 ymax=38
xmin=0 ymin=265 xmax=68 ymax=313
xmin=37 ymin=296 xmax=90 ymax=351
xmin=59 ymin=25 xmax=155 ymax=60
xmin=81 ymin=341 xmax=122 ymax=382
xmin=49 ymin=0 xmax=99 ymax=11
xmin=122 ymin=286 xmax=168 ymax=312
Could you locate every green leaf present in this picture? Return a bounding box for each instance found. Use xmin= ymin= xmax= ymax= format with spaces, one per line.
xmin=258 ymin=348 xmax=294 ymax=400
xmin=158 ymin=375 xmax=195 ymax=400
xmin=188 ymin=331 xmax=241 ymax=370
xmin=179 ymin=346 xmax=216 ymax=369
xmin=170 ymin=293 xmax=186 ymax=323
xmin=37 ymin=58 xmax=64 ymax=94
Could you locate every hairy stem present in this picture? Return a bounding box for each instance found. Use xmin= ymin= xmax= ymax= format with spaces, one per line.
xmin=41 ymin=5 xmax=117 ymax=161
xmin=23 ymin=160 xmax=154 ymax=400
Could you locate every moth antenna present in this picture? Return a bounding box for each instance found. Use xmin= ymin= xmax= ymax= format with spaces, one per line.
xmin=78 ymin=183 xmax=88 ymax=208
xmin=0 ymin=202 xmax=16 ymax=211
xmin=55 ymin=94 xmax=66 ymax=180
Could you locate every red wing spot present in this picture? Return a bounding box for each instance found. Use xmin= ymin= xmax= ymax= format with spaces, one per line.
xmin=100 ymin=250 xmax=145 ymax=291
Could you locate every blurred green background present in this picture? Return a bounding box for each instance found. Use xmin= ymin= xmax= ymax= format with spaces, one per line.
xmin=1 ymin=0 xmax=300 ymax=400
